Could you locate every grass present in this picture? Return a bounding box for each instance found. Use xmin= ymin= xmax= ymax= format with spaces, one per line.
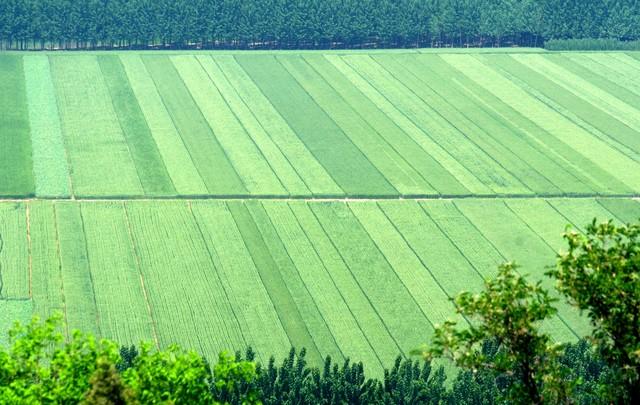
xmin=0 ymin=56 xmax=34 ymax=196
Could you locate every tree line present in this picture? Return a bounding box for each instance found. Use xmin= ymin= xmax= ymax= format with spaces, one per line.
xmin=0 ymin=0 xmax=639 ymax=50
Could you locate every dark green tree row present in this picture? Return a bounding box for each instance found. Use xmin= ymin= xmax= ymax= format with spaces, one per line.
xmin=0 ymin=0 xmax=638 ymax=50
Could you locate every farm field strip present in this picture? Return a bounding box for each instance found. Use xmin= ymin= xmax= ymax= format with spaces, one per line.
xmin=50 ymin=56 xmax=143 ymax=197
xmin=392 ymin=54 xmax=589 ymax=195
xmin=202 ymin=57 xmax=310 ymax=197
xmin=1 ymin=198 xmax=639 ymax=370
xmin=237 ymin=55 xmax=397 ymax=197
xmin=98 ymin=56 xmax=176 ymax=196
xmin=302 ymin=55 xmax=457 ymax=196
xmin=500 ymin=55 xmax=640 ymax=155
xmin=420 ymin=54 xmax=617 ymax=194
xmin=120 ymin=55 xmax=208 ymax=195
xmin=2 ymin=53 xmax=639 ymax=198
xmin=125 ymin=201 xmax=248 ymax=358
xmin=213 ymin=56 xmax=341 ymax=196
xmin=0 ymin=56 xmax=34 ymax=197
xmin=23 ymin=56 xmax=71 ymax=198
xmin=142 ymin=56 xmax=247 ymax=196
xmin=341 ymin=55 xmax=524 ymax=195
xmin=442 ymin=54 xmax=640 ymax=192
xmin=477 ymin=55 xmax=640 ymax=164
xmin=550 ymin=54 xmax=640 ymax=110
xmin=279 ymin=56 xmax=432 ymax=197
xmin=374 ymin=55 xmax=555 ymax=195
xmin=173 ymin=56 xmax=285 ymax=196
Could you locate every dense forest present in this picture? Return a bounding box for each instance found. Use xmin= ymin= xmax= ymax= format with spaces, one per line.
xmin=1 ymin=0 xmax=639 ymax=50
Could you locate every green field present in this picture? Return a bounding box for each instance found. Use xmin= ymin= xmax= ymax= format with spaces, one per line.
xmin=1 ymin=51 xmax=640 ymax=375
xmin=0 ymin=52 xmax=639 ymax=198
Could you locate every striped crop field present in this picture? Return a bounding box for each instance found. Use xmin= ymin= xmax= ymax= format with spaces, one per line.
xmin=0 ymin=50 xmax=639 ymax=374
xmin=0 ymin=52 xmax=638 ymax=198
xmin=0 ymin=198 xmax=638 ymax=376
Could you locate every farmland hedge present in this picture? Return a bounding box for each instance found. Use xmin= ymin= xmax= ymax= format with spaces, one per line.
xmin=1 ymin=0 xmax=639 ymax=50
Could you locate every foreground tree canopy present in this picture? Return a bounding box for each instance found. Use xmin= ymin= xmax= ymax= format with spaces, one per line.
xmin=0 ymin=0 xmax=639 ymax=50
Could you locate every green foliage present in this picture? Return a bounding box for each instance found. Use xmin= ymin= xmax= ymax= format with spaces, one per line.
xmin=417 ymin=263 xmax=569 ymax=404
xmin=81 ymin=357 xmax=136 ymax=405
xmin=121 ymin=343 xmax=214 ymax=404
xmin=0 ymin=314 xmax=121 ymax=403
xmin=1 ymin=1 xmax=639 ymax=50
xmin=550 ymin=220 xmax=640 ymax=402
xmin=545 ymin=38 xmax=640 ymax=50
xmin=0 ymin=316 xmax=259 ymax=404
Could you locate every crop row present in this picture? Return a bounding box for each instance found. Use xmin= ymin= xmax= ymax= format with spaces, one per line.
xmin=2 ymin=198 xmax=638 ymax=374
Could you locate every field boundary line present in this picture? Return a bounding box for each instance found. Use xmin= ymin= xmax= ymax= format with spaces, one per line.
xmin=51 ymin=202 xmax=70 ymax=339
xmin=1 ymin=193 xmax=640 ymax=204
xmin=121 ymin=201 xmax=161 ymax=349
xmin=26 ymin=204 xmax=32 ymax=298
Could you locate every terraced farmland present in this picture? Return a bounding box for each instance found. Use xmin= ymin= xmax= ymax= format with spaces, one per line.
xmin=1 ymin=51 xmax=640 ymax=374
